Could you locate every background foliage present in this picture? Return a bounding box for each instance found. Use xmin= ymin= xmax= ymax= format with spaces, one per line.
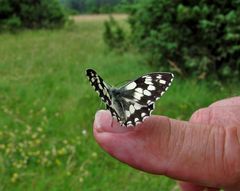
xmin=59 ymin=0 xmax=135 ymax=14
xmin=1 ymin=16 xmax=239 ymax=190
xmin=104 ymin=0 xmax=240 ymax=80
xmin=0 ymin=0 xmax=66 ymax=31
xmin=103 ymin=16 xmax=126 ymax=50
xmin=0 ymin=0 xmax=240 ymax=190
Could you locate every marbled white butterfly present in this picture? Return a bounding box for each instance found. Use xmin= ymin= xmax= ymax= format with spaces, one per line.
xmin=86 ymin=69 xmax=174 ymax=127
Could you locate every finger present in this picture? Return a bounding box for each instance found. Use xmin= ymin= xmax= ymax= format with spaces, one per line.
xmin=209 ymin=96 xmax=240 ymax=107
xmin=190 ymin=106 xmax=240 ymax=127
xmin=178 ymin=181 xmax=220 ymax=191
xmin=94 ymin=110 xmax=135 ymax=133
xmin=93 ymin=112 xmax=229 ymax=188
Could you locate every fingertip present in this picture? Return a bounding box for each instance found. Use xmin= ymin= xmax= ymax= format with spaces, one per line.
xmin=93 ymin=110 xmax=136 ymax=133
xmin=94 ymin=110 xmax=112 ymax=133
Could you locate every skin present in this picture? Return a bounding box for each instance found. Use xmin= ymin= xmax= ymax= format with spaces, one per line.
xmin=93 ymin=96 xmax=240 ymax=191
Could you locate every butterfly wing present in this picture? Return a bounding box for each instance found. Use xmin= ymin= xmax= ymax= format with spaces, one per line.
xmin=86 ymin=69 xmax=112 ymax=106
xmin=86 ymin=69 xmax=123 ymax=121
xmin=118 ymin=72 xmax=174 ymax=126
xmin=86 ymin=69 xmax=174 ymax=127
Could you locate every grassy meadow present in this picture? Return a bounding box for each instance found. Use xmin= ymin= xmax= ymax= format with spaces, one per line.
xmin=0 ymin=14 xmax=239 ymax=191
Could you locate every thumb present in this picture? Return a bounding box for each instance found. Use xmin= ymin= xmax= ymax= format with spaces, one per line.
xmin=93 ymin=110 xmax=223 ymax=188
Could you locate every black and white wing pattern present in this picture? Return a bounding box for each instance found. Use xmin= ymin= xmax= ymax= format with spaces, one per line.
xmin=86 ymin=69 xmax=174 ymax=127
xmin=85 ymin=69 xmax=112 ymax=106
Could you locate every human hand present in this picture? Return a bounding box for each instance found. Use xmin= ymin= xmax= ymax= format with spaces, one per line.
xmin=93 ymin=96 xmax=240 ymax=191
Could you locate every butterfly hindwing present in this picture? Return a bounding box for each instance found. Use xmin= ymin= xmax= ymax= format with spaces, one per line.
xmin=118 ymin=72 xmax=174 ymax=126
xmin=123 ymin=104 xmax=154 ymax=127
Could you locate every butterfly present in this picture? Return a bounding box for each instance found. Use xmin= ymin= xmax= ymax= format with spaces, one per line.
xmin=86 ymin=69 xmax=174 ymax=127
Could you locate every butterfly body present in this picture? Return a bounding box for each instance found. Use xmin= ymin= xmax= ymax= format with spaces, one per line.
xmin=86 ymin=69 xmax=174 ymax=127
xmin=108 ymin=88 xmax=126 ymax=121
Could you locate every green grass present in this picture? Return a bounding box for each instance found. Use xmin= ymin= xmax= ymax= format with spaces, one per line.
xmin=0 ymin=16 xmax=239 ymax=191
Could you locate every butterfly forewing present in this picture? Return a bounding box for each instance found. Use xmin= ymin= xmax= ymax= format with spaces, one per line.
xmin=86 ymin=69 xmax=112 ymax=106
xmin=86 ymin=69 xmax=174 ymax=127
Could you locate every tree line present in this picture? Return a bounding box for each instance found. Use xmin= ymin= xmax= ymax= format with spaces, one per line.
xmin=59 ymin=0 xmax=135 ymax=14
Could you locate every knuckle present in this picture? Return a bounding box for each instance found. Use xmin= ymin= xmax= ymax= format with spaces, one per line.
xmin=190 ymin=107 xmax=210 ymax=123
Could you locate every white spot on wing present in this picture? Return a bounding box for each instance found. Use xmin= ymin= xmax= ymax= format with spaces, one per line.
xmin=142 ymin=116 xmax=149 ymax=121
xmin=103 ymin=88 xmax=109 ymax=97
xmin=134 ymin=118 xmax=139 ymax=122
xmin=144 ymin=78 xmax=153 ymax=85
xmin=96 ymin=77 xmax=100 ymax=83
xmin=127 ymin=121 xmax=132 ymax=125
xmin=129 ymin=105 xmax=135 ymax=114
xmin=125 ymin=110 xmax=131 ymax=118
xmin=159 ymin=79 xmax=166 ymax=84
xmin=150 ymin=109 xmax=153 ymax=115
xmin=141 ymin=113 xmax=147 ymax=117
xmin=125 ymin=82 xmax=137 ymax=90
xmin=134 ymin=103 xmax=142 ymax=110
xmin=134 ymin=92 xmax=143 ymax=100
xmin=147 ymin=85 xmax=156 ymax=91
xmin=144 ymin=90 xmax=151 ymax=96
xmin=127 ymin=121 xmax=133 ymax=127
xmin=147 ymin=100 xmax=153 ymax=104
xmin=152 ymin=103 xmax=155 ymax=109
xmin=135 ymin=88 xmax=143 ymax=93
xmin=145 ymin=76 xmax=152 ymax=80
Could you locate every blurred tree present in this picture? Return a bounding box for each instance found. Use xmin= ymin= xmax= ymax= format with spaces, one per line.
xmin=59 ymin=0 xmax=133 ymax=14
xmin=0 ymin=0 xmax=66 ymax=31
xmin=127 ymin=0 xmax=240 ymax=80
xmin=103 ymin=16 xmax=126 ymax=50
